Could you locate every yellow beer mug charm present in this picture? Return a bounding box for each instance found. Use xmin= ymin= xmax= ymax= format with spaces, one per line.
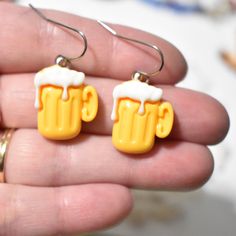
xmin=31 ymin=5 xmax=98 ymax=140
xmin=98 ymin=21 xmax=174 ymax=154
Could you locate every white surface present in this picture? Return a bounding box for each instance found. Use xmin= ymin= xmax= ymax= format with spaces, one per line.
xmin=16 ymin=0 xmax=236 ymax=235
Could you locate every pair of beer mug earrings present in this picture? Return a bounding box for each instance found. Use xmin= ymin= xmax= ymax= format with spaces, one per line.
xmin=31 ymin=5 xmax=174 ymax=154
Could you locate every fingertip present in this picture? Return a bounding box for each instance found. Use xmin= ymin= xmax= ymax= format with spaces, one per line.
xmin=104 ymin=24 xmax=188 ymax=84
xmin=61 ymin=184 xmax=133 ymax=234
xmin=164 ymin=87 xmax=230 ymax=145
xmin=184 ymin=146 xmax=214 ymax=190
xmin=208 ymin=99 xmax=230 ymax=145
xmin=139 ymin=142 xmax=214 ymax=191
xmin=195 ymin=95 xmax=230 ymax=145
xmin=98 ymin=185 xmax=133 ymax=227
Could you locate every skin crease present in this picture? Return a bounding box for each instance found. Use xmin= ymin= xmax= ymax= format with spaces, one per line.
xmin=0 ymin=2 xmax=230 ymax=236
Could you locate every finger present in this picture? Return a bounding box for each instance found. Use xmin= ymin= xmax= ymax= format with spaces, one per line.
xmin=5 ymin=129 xmax=214 ymax=190
xmin=0 ymin=74 xmax=229 ymax=145
xmin=0 ymin=184 xmax=132 ymax=236
xmin=0 ymin=3 xmax=187 ymax=84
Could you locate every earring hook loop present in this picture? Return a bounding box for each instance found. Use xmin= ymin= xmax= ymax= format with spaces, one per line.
xmin=97 ymin=20 xmax=164 ymax=82
xmin=29 ymin=4 xmax=88 ymax=67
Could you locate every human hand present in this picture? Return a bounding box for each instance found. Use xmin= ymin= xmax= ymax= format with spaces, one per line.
xmin=0 ymin=2 xmax=229 ymax=236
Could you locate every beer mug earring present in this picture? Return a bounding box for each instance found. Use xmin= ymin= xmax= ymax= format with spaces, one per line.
xmin=98 ymin=21 xmax=174 ymax=154
xmin=30 ymin=5 xmax=98 ymax=140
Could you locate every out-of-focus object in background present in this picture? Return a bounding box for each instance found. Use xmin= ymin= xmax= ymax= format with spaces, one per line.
xmin=221 ymin=32 xmax=236 ymax=72
xmin=141 ymin=0 xmax=236 ymax=15
xmin=140 ymin=0 xmax=201 ymax=12
xmin=199 ymin=0 xmax=236 ymax=15
xmin=221 ymin=50 xmax=236 ymax=72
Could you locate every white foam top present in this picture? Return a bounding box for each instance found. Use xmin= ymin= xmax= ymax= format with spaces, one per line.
xmin=34 ymin=65 xmax=85 ymax=109
xmin=111 ymin=79 xmax=163 ymax=120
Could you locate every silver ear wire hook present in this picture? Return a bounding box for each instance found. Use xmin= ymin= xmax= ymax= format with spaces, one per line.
xmin=97 ymin=20 xmax=164 ymax=83
xmin=29 ymin=4 xmax=88 ymax=67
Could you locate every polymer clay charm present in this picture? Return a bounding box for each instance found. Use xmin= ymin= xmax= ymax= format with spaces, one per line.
xmin=111 ymin=78 xmax=174 ymax=154
xmin=34 ymin=65 xmax=98 ymax=140
xmin=31 ymin=5 xmax=98 ymax=140
xmin=98 ymin=20 xmax=174 ymax=154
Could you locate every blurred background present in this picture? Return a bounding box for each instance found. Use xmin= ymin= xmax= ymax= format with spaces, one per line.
xmin=16 ymin=0 xmax=236 ymax=235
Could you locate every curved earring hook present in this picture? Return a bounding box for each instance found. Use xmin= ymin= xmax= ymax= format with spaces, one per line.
xmin=97 ymin=20 xmax=164 ymax=83
xmin=29 ymin=4 xmax=87 ymax=67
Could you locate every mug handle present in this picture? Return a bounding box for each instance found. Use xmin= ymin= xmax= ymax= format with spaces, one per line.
xmin=156 ymin=102 xmax=174 ymax=138
xmin=81 ymin=85 xmax=98 ymax=122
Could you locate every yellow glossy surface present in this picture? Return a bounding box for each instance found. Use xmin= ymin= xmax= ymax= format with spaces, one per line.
xmin=112 ymin=99 xmax=174 ymax=154
xmin=38 ymin=85 xmax=98 ymax=140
